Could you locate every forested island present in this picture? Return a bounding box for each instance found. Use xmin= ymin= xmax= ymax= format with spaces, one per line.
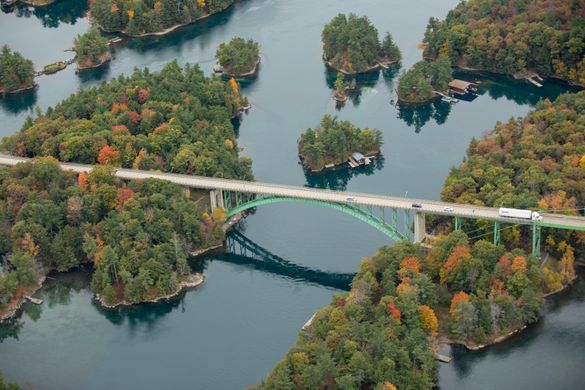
xmin=297 ymin=115 xmax=383 ymax=172
xmin=0 ymin=158 xmax=227 ymax=319
xmin=2 ymin=61 xmax=253 ymax=180
xmin=255 ymin=227 xmax=570 ymax=388
xmin=0 ymin=61 xmax=253 ymax=317
xmin=322 ymin=14 xmax=401 ymax=74
xmin=0 ymin=45 xmax=35 ymax=94
xmin=215 ymin=37 xmax=260 ymax=77
xmin=8 ymin=0 xmax=57 ymax=5
xmin=423 ymin=0 xmax=585 ymax=86
xmin=442 ymin=90 xmax=585 ymax=260
xmin=74 ymin=28 xmax=111 ymax=70
xmin=396 ymin=58 xmax=453 ymax=103
xmin=89 ymin=0 xmax=236 ymax=36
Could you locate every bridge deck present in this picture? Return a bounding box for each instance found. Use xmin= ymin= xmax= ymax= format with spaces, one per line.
xmin=1 ymin=154 xmax=584 ymax=230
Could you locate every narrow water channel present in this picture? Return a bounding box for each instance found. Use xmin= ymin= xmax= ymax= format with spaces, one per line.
xmin=0 ymin=0 xmax=583 ymax=389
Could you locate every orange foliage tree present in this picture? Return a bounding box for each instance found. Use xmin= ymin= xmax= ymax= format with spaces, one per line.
xmin=116 ymin=188 xmax=135 ymax=207
xmin=440 ymin=246 xmax=471 ymax=284
xmin=78 ymin=172 xmax=89 ymax=190
xmin=511 ymin=256 xmax=527 ymax=274
xmin=230 ymin=77 xmax=239 ymax=96
xmin=450 ymin=291 xmax=469 ymax=314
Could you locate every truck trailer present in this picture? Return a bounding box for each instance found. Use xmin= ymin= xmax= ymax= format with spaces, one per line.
xmin=498 ymin=208 xmax=542 ymax=221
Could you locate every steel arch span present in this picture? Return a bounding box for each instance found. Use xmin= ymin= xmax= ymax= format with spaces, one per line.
xmin=225 ymin=195 xmax=408 ymax=242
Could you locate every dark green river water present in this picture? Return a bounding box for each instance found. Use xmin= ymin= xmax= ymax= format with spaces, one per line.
xmin=0 ymin=0 xmax=583 ymax=389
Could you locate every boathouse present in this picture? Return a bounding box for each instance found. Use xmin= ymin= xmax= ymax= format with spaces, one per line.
xmin=351 ymin=152 xmax=366 ymax=164
xmin=448 ymin=80 xmax=478 ymax=95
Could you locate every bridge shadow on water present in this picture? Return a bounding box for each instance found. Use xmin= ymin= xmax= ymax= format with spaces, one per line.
xmin=199 ymin=229 xmax=354 ymax=291
xmin=0 ymin=230 xmax=353 ymax=336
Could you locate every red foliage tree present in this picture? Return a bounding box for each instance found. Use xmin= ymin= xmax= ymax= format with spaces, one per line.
xmin=387 ymin=299 xmax=401 ymax=322
xmin=97 ymin=145 xmax=121 ymax=165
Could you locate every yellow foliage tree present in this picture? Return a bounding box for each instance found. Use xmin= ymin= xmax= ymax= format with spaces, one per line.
xmin=418 ymin=305 xmax=438 ymax=337
xmin=197 ymin=0 xmax=206 ymax=8
xmin=211 ymin=207 xmax=227 ymax=223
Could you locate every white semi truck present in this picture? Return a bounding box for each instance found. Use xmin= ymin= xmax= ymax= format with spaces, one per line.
xmin=498 ymin=207 xmax=542 ymax=221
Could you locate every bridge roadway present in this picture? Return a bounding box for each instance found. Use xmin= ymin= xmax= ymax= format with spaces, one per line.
xmin=1 ymin=153 xmax=584 ymax=231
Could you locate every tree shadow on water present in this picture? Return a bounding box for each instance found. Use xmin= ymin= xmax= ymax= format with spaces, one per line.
xmin=324 ymin=68 xmax=383 ymax=109
xmin=1 ymin=0 xmax=88 ymax=28
xmin=396 ymin=99 xmax=452 ymax=133
xmin=0 ymin=88 xmax=38 ymax=115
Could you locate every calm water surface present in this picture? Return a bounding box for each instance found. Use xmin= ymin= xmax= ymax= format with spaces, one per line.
xmin=0 ymin=0 xmax=583 ymax=389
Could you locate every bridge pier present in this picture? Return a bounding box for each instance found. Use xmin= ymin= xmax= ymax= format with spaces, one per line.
xmin=413 ymin=212 xmax=426 ymax=243
xmin=182 ymin=187 xmax=191 ymax=199
xmin=210 ymin=189 xmax=225 ymax=210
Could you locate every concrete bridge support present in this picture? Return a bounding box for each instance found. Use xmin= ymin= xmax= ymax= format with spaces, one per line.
xmin=210 ymin=189 xmax=225 ymax=210
xmin=413 ymin=212 xmax=426 ymax=243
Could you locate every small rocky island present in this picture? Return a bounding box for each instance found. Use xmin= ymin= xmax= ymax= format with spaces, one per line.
xmin=396 ymin=58 xmax=453 ymax=104
xmin=74 ymin=28 xmax=111 ymax=71
xmin=0 ymin=45 xmax=35 ymax=94
xmin=215 ymin=37 xmax=260 ymax=77
xmin=298 ymin=115 xmax=383 ymax=172
xmin=322 ymin=13 xmax=401 ymax=75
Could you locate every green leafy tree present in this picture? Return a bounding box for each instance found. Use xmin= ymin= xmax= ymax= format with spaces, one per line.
xmin=215 ymin=37 xmax=260 ymax=76
xmin=0 ymin=45 xmax=34 ymax=93
xmin=74 ymin=27 xmax=110 ymax=68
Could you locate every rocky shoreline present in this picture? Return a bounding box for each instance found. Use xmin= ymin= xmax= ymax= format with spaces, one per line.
xmin=93 ymin=2 xmax=238 ymax=39
xmin=97 ymin=273 xmax=205 ymax=309
xmin=0 ymin=274 xmax=46 ymax=322
xmin=218 ymin=56 xmax=261 ymax=78
xmin=437 ymin=275 xmax=579 ymax=353
xmin=0 ymin=83 xmax=37 ymax=95
xmin=77 ymin=52 xmax=111 ymax=71
xmin=323 ymin=55 xmax=398 ymax=75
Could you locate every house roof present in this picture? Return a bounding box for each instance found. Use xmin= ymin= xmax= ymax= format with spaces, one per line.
xmin=448 ymin=80 xmax=475 ymax=90
xmin=351 ymin=152 xmax=365 ymax=160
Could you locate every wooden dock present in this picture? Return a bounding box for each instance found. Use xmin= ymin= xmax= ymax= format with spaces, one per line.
xmin=302 ymin=312 xmax=316 ymax=332
xmin=435 ymin=353 xmax=452 ymax=363
xmin=25 ymin=296 xmax=43 ymax=305
xmin=527 ymin=76 xmax=543 ymax=87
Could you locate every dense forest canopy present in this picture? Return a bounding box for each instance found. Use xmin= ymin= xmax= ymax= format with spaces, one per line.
xmin=73 ymin=27 xmax=110 ymax=68
xmin=256 ymin=228 xmax=563 ymax=388
xmin=423 ymin=0 xmax=585 ymax=86
xmin=2 ymin=61 xmax=253 ymax=181
xmin=215 ymin=37 xmax=260 ymax=76
xmin=396 ymin=58 xmax=453 ymax=103
xmin=89 ymin=0 xmax=235 ymax=35
xmin=442 ymin=91 xmax=585 ymax=257
xmin=322 ymin=14 xmax=401 ymax=74
xmin=0 ymin=158 xmax=225 ymax=310
xmin=0 ymin=45 xmax=34 ymax=94
xmin=298 ymin=115 xmax=383 ymax=171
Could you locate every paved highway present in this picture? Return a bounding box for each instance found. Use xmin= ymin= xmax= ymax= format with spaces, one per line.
xmin=1 ymin=153 xmax=584 ymax=231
